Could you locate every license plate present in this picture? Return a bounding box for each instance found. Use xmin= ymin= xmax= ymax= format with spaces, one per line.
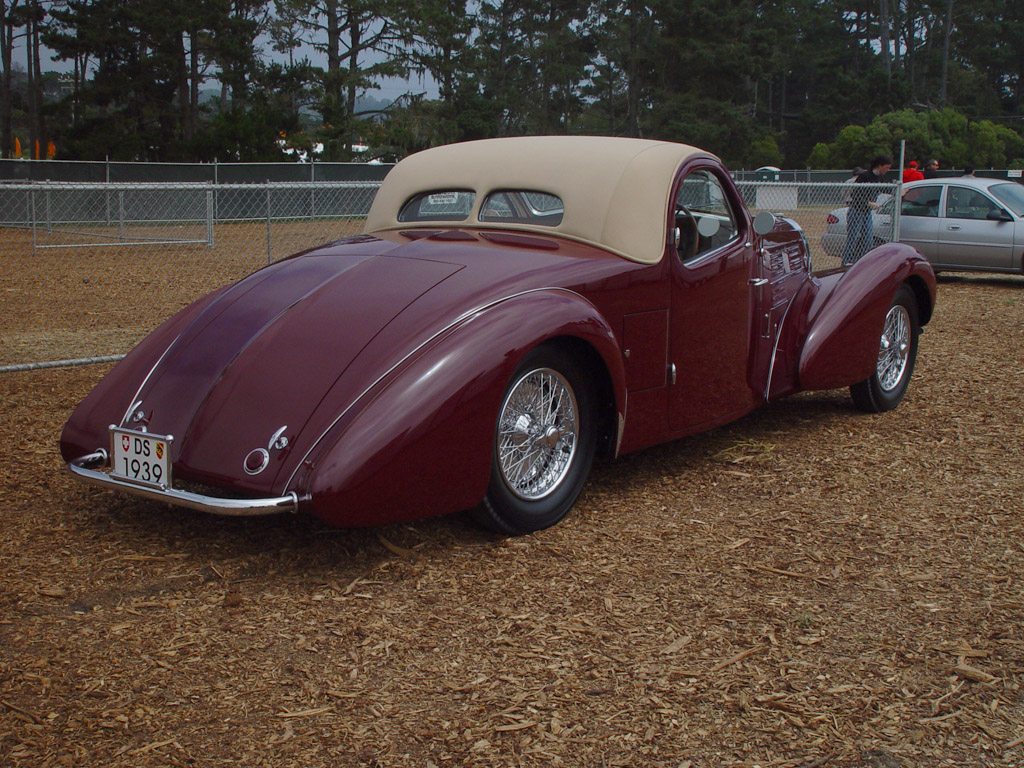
xmin=110 ymin=428 xmax=173 ymax=489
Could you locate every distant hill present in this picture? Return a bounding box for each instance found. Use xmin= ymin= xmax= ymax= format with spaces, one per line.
xmin=199 ymin=88 xmax=398 ymax=123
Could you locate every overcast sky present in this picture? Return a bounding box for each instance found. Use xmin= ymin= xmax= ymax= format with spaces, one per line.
xmin=15 ymin=28 xmax=438 ymax=104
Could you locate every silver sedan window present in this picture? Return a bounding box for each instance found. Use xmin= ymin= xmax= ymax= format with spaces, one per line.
xmin=989 ymin=183 xmax=1024 ymax=217
xmin=945 ymin=187 xmax=1002 ymax=221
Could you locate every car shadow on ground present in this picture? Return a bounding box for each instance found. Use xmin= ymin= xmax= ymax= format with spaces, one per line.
xmin=586 ymin=389 xmax=855 ymax=491
xmin=935 ymin=272 xmax=1024 ymax=288
xmin=71 ymin=388 xmax=863 ymax=583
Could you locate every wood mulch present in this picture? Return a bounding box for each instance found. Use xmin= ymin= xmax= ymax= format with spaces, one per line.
xmin=0 ymin=240 xmax=1022 ymax=767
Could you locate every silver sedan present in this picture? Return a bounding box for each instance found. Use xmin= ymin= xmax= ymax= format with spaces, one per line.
xmin=899 ymin=177 xmax=1024 ymax=273
xmin=822 ymin=177 xmax=1024 ymax=274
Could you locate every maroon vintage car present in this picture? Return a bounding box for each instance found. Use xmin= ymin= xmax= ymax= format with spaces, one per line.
xmin=62 ymin=137 xmax=936 ymax=534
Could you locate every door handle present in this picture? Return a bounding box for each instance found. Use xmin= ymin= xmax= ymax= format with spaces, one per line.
xmin=947 ymin=225 xmax=961 ymax=231
xmin=749 ymin=278 xmax=769 ymax=286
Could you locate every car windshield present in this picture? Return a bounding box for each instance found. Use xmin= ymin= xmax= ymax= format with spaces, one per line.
xmin=988 ymin=183 xmax=1024 ymax=216
xmin=399 ymin=190 xmax=475 ymax=222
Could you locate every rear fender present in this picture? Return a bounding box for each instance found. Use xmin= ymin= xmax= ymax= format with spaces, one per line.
xmin=799 ymin=243 xmax=935 ymax=391
xmin=59 ymin=286 xmax=232 ymax=461
xmin=300 ymin=289 xmax=627 ymax=527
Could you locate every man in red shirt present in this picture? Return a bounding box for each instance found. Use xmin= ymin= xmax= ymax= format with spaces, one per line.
xmin=902 ymin=161 xmax=924 ymax=183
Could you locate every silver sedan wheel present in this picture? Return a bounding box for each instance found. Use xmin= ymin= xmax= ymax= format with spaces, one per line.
xmin=496 ymin=367 xmax=579 ymax=501
xmin=877 ymin=303 xmax=911 ymax=392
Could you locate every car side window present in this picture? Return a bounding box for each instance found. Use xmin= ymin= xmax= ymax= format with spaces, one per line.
xmin=674 ymin=169 xmax=738 ymax=263
xmin=901 ymin=185 xmax=941 ymax=218
xmin=945 ymin=187 xmax=1001 ymax=221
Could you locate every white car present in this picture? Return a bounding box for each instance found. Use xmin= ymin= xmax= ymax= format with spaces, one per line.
xmin=821 ymin=194 xmax=894 ymax=260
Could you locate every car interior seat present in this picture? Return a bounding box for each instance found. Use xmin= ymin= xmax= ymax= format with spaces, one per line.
xmin=676 ymin=212 xmax=698 ymax=261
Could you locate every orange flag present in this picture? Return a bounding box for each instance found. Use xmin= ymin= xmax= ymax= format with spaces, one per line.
xmin=14 ymin=136 xmax=21 ymax=157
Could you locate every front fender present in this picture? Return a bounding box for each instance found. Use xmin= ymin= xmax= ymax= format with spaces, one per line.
xmin=300 ymin=289 xmax=627 ymax=527
xmin=799 ymin=243 xmax=935 ymax=391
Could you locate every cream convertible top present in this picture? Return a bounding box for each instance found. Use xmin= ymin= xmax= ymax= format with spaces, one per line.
xmin=364 ymin=136 xmax=709 ymax=265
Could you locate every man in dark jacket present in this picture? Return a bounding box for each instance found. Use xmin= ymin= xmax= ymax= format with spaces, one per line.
xmin=843 ymin=155 xmax=893 ymax=266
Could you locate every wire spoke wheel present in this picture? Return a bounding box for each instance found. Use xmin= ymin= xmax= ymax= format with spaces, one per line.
xmin=475 ymin=345 xmax=599 ymax=535
xmin=850 ymin=285 xmax=919 ymax=413
xmin=496 ymin=368 xmax=578 ymax=500
xmin=876 ymin=303 xmax=911 ymax=392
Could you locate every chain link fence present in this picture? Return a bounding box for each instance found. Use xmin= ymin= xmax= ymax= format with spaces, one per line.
xmin=737 ymin=180 xmax=901 ymax=272
xmin=1 ymin=177 xmax=900 ymax=371
xmin=0 ymin=180 xmax=382 ymax=370
xmin=1 ymin=181 xmax=381 ymax=258
xmin=0 ymin=158 xmax=393 ymax=184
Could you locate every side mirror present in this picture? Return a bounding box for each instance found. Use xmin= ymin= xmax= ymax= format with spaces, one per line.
xmin=752 ymin=210 xmax=777 ymax=235
xmin=987 ymin=209 xmax=1013 ymax=222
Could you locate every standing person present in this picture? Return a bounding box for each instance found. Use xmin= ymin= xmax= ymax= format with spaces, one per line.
xmin=923 ymin=159 xmax=940 ymax=178
xmin=843 ymin=166 xmax=865 ymax=205
xmin=902 ymin=160 xmax=924 ymax=183
xmin=962 ymin=165 xmax=976 ymax=176
xmin=843 ymin=155 xmax=893 ymax=267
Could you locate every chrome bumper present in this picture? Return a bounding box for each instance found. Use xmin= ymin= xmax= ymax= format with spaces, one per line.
xmin=68 ymin=450 xmax=299 ymax=517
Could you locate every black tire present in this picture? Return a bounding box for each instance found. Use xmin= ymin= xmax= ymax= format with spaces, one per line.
xmin=850 ymin=284 xmax=920 ymax=413
xmin=472 ymin=345 xmax=598 ymax=535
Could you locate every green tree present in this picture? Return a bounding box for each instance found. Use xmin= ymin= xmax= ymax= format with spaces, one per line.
xmin=1 ymin=0 xmax=27 ymax=157
xmin=400 ymin=0 xmax=493 ymax=145
xmin=7 ymin=0 xmax=46 ymax=158
xmin=282 ymin=0 xmax=410 ymax=158
xmin=475 ymin=0 xmax=593 ymax=136
xmin=807 ymin=107 xmax=1024 ymax=169
xmin=583 ymin=0 xmax=657 ymax=137
xmin=46 ymin=0 xmax=274 ymax=159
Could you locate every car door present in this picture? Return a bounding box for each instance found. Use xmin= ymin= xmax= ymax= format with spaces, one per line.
xmin=936 ymin=185 xmax=1015 ymax=270
xmin=897 ymin=184 xmax=942 ymax=260
xmin=668 ymin=165 xmax=760 ymax=435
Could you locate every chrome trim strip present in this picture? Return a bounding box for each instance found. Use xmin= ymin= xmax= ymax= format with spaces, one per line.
xmin=284 ymin=286 xmax=625 ymax=489
xmin=764 ymin=295 xmax=795 ymax=402
xmin=119 ymin=336 xmax=182 ymax=427
xmin=68 ymin=451 xmax=299 ymax=517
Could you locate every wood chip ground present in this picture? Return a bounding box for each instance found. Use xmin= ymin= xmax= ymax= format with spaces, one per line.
xmin=1 ymin=243 xmax=1022 ymax=767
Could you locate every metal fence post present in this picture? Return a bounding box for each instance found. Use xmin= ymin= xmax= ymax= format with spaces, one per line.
xmin=266 ymin=182 xmax=272 ymax=264
xmin=894 ymin=139 xmax=906 ymax=243
xmin=118 ymin=189 xmax=125 ymax=241
xmin=206 ymin=189 xmax=215 ymax=247
xmin=45 ymin=182 xmax=52 ymax=234
xmin=30 ymin=188 xmax=37 ymax=254
xmin=213 ymin=157 xmax=219 ymax=224
xmin=105 ymin=155 xmax=111 ymax=226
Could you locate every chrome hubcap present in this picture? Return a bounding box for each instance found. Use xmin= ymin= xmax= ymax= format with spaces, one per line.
xmin=877 ymin=304 xmax=911 ymax=392
xmin=497 ymin=368 xmax=578 ymax=500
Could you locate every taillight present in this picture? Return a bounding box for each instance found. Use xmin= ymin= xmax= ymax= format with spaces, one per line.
xmin=826 ymin=214 xmax=839 ymax=224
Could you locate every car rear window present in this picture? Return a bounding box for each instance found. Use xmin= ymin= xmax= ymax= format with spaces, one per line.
xmin=479 ymin=190 xmax=564 ymax=226
xmin=399 ymin=190 xmax=475 ymax=222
